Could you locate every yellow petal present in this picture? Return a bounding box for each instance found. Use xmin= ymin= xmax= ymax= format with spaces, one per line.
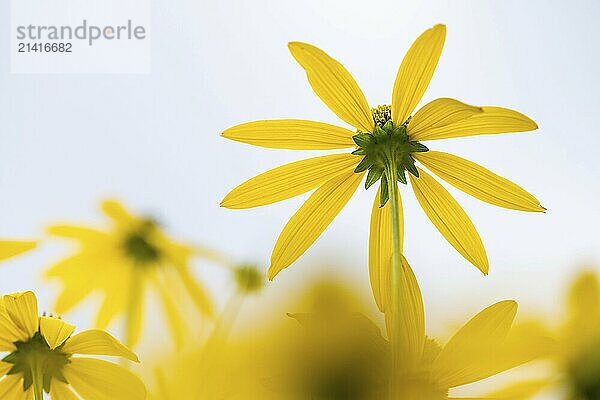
xmin=408 ymin=98 xmax=482 ymax=135
xmin=392 ymin=24 xmax=446 ymax=126
xmin=221 ymin=154 xmax=359 ymax=209
xmin=221 ymin=119 xmax=356 ymax=150
xmin=288 ymin=42 xmax=373 ymax=132
xmin=409 ymin=106 xmax=538 ymax=141
xmin=62 ymin=329 xmax=139 ymax=362
xmin=0 ymin=241 xmax=36 ymax=262
xmin=100 ymin=199 xmax=137 ymax=225
xmin=3 ymin=291 xmax=39 ymax=340
xmin=432 ymin=300 xmax=517 ymax=388
xmin=415 ymin=151 xmax=544 ymax=212
xmin=0 ymin=374 xmax=29 ymax=400
xmin=484 ymin=379 xmax=550 ymax=400
xmin=46 ymin=225 xmax=109 ymax=243
xmin=153 ymin=276 xmax=186 ymax=349
xmin=49 ymin=380 xmax=79 ymax=400
xmin=410 ymin=168 xmax=488 ymax=274
xmin=368 ymin=185 xmax=404 ymax=312
xmin=174 ymin=263 xmax=213 ymax=316
xmin=395 ymin=256 xmax=425 ymax=369
xmin=0 ymin=361 xmax=12 ymax=375
xmin=568 ymin=271 xmax=600 ymax=318
xmin=268 ymin=169 xmax=363 ymax=279
xmin=0 ymin=301 xmax=27 ymax=349
xmin=40 ymin=316 xmax=75 ymax=350
xmin=64 ymin=358 xmax=146 ymax=400
xmin=124 ymin=270 xmax=145 ymax=347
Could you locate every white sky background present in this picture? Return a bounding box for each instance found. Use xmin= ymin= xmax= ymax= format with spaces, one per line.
xmin=1 ymin=1 xmax=599 ymax=396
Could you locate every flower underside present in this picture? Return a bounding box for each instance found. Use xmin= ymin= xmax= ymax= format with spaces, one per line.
xmin=3 ymin=331 xmax=71 ymax=393
xmin=352 ymin=105 xmax=428 ymax=207
xmin=122 ymin=219 xmax=162 ymax=265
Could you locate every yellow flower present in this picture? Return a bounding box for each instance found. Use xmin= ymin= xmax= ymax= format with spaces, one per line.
xmin=0 ymin=291 xmax=145 ymax=400
xmin=45 ymin=199 xmax=217 ymax=347
xmin=0 ymin=241 xmax=36 ymax=263
xmin=221 ymin=24 xmax=543 ymax=308
xmin=385 ymin=258 xmax=550 ymax=399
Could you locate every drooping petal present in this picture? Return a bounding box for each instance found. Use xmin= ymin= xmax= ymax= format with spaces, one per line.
xmin=3 ymin=291 xmax=39 ymax=340
xmin=124 ymin=270 xmax=145 ymax=347
xmin=409 ymin=106 xmax=538 ymax=141
xmin=221 ymin=120 xmax=356 ymax=150
xmin=153 ymin=275 xmax=187 ymax=349
xmin=392 ymin=24 xmax=446 ymax=126
xmin=268 ymin=169 xmax=363 ymax=279
xmin=408 ymin=98 xmax=482 ymax=135
xmin=368 ymin=185 xmax=404 ymax=312
xmin=174 ymin=262 xmax=213 ymax=316
xmin=395 ymin=256 xmax=425 ymax=369
xmin=288 ymin=42 xmax=374 ymax=132
xmin=40 ymin=316 xmax=75 ymax=350
xmin=64 ymin=358 xmax=146 ymax=400
xmin=0 ymin=361 xmax=12 ymax=375
xmin=432 ymin=300 xmax=517 ymax=388
xmin=62 ymin=329 xmax=139 ymax=362
xmin=221 ymin=154 xmax=359 ymax=209
xmin=0 ymin=301 xmax=26 ymax=350
xmin=409 ymin=168 xmax=489 ymax=274
xmin=49 ymin=380 xmax=79 ymax=400
xmin=415 ymin=151 xmax=544 ymax=212
xmin=0 ymin=241 xmax=36 ymax=262
xmin=568 ymin=271 xmax=600 ymax=319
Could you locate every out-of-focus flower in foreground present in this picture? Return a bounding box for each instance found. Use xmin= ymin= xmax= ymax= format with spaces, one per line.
xmin=519 ymin=270 xmax=600 ymax=399
xmin=0 ymin=291 xmax=145 ymax=400
xmin=0 ymin=241 xmax=36 ymax=263
xmin=221 ymin=24 xmax=543 ymax=300
xmin=150 ymin=270 xmax=550 ymax=400
xmin=45 ymin=199 xmax=220 ymax=347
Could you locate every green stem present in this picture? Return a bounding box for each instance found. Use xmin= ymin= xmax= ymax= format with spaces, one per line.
xmin=385 ymin=158 xmax=403 ymax=399
xmin=31 ymin=357 xmax=44 ymax=400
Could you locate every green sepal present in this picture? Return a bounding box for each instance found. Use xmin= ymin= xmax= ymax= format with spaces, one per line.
xmin=354 ymin=156 xmax=373 ymax=173
xmin=2 ymin=353 xmax=19 ymax=364
xmin=396 ymin=166 xmax=407 ymax=184
xmin=372 ymin=125 xmax=387 ymax=139
xmin=392 ymin=125 xmax=407 ymax=139
xmin=410 ymin=141 xmax=429 ymax=152
xmin=403 ymin=155 xmax=419 ymax=177
xmin=352 ymin=133 xmax=373 ymax=148
xmin=382 ymin=120 xmax=394 ymax=133
xmin=379 ymin=177 xmax=389 ymax=207
xmin=365 ymin=167 xmax=383 ymax=190
xmin=351 ymin=148 xmax=367 ymax=155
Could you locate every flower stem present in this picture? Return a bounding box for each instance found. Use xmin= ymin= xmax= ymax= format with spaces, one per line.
xmin=385 ymin=158 xmax=403 ymax=398
xmin=31 ymin=357 xmax=44 ymax=400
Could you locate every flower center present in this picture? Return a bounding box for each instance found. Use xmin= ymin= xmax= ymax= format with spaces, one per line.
xmin=233 ymin=265 xmax=264 ymax=294
xmin=2 ymin=331 xmax=71 ymax=394
xmin=351 ymin=105 xmax=428 ymax=206
xmin=122 ymin=219 xmax=162 ymax=265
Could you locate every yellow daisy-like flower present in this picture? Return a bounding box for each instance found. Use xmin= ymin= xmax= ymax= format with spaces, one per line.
xmin=0 ymin=291 xmax=145 ymax=400
xmin=0 ymin=241 xmax=37 ymax=263
xmin=221 ymin=24 xmax=543 ymax=308
xmin=386 ymin=258 xmax=550 ymax=399
xmin=45 ymin=199 xmax=217 ymax=347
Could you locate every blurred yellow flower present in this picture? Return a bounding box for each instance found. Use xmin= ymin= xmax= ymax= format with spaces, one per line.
xmin=150 ymin=269 xmax=549 ymax=400
xmin=0 ymin=291 xmax=145 ymax=400
xmin=0 ymin=241 xmax=36 ymax=263
xmin=221 ymin=24 xmax=543 ymax=311
xmin=45 ymin=199 xmax=218 ymax=347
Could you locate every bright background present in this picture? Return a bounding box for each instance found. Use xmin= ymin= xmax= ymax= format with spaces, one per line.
xmin=1 ymin=1 xmax=599 ymax=398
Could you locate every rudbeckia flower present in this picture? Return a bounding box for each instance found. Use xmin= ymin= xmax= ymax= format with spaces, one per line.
xmin=0 ymin=241 xmax=36 ymax=263
xmin=45 ymin=199 xmax=219 ymax=347
xmin=221 ymin=24 xmax=543 ymax=307
xmin=0 ymin=291 xmax=145 ymax=400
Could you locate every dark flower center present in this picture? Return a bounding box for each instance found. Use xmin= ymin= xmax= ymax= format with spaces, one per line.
xmin=123 ymin=219 xmax=162 ymax=265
